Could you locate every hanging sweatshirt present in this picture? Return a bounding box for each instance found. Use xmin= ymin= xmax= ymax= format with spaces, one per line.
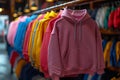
xmin=108 ymin=6 xmax=116 ymax=28
xmin=40 ymin=11 xmax=62 ymax=78
xmin=27 ymin=14 xmax=46 ymax=67
xmin=48 ymin=8 xmax=105 ymax=80
xmin=113 ymin=7 xmax=120 ymax=28
xmin=23 ymin=21 xmax=34 ymax=62
xmin=104 ymin=7 xmax=111 ymax=29
xmin=14 ymin=15 xmax=37 ymax=55
xmin=91 ymin=8 xmax=98 ymax=20
xmin=14 ymin=59 xmax=27 ymax=78
xmin=7 ymin=16 xmax=27 ymax=47
xmin=28 ymin=14 xmax=45 ymax=67
xmin=102 ymin=39 xmax=107 ymax=51
xmin=110 ymin=40 xmax=117 ymax=67
xmin=116 ymin=41 xmax=120 ymax=64
xmin=7 ymin=21 xmax=14 ymax=46
xmin=104 ymin=41 xmax=113 ymax=67
xmin=28 ymin=14 xmax=47 ymax=65
xmin=30 ymin=11 xmax=57 ymax=69
xmin=23 ymin=14 xmax=44 ymax=62
xmin=95 ymin=8 xmax=102 ymax=28
xmin=99 ymin=7 xmax=108 ymax=28
xmin=10 ymin=51 xmax=20 ymax=67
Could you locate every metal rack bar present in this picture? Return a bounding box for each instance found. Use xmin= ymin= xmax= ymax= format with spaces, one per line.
xmin=27 ymin=0 xmax=106 ymax=15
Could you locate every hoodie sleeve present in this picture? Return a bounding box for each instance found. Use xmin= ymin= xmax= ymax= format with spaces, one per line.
xmin=95 ymin=22 xmax=105 ymax=75
xmin=48 ymin=22 xmax=62 ymax=80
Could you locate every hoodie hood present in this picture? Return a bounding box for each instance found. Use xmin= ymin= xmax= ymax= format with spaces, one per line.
xmin=61 ymin=8 xmax=91 ymax=41
xmin=61 ymin=8 xmax=91 ymax=24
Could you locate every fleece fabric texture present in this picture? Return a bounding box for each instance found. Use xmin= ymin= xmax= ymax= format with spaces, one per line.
xmin=40 ymin=11 xmax=62 ymax=78
xmin=14 ymin=15 xmax=37 ymax=57
xmin=48 ymin=8 xmax=105 ymax=80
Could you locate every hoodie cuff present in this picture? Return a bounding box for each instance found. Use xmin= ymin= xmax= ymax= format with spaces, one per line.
xmin=97 ymin=69 xmax=105 ymax=75
xmin=52 ymin=75 xmax=59 ymax=80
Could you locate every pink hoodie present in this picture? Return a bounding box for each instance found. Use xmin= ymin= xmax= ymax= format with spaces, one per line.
xmin=7 ymin=16 xmax=27 ymax=47
xmin=48 ymin=8 xmax=105 ymax=80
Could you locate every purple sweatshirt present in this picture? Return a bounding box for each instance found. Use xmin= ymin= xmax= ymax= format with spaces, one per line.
xmin=48 ymin=8 xmax=105 ymax=80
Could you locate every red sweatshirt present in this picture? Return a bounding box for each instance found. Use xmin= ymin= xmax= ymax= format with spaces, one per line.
xmin=40 ymin=11 xmax=62 ymax=78
xmin=23 ymin=21 xmax=34 ymax=62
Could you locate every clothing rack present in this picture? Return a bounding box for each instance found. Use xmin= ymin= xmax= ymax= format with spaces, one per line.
xmin=28 ymin=0 xmax=106 ymax=15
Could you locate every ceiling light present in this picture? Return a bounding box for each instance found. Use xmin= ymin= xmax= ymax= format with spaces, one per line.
xmin=13 ymin=10 xmax=18 ymax=17
xmin=0 ymin=8 xmax=3 ymax=12
xmin=30 ymin=1 xmax=38 ymax=11
xmin=46 ymin=0 xmax=54 ymax=2
xmin=18 ymin=8 xmax=22 ymax=16
xmin=13 ymin=13 xmax=18 ymax=18
xmin=24 ymin=4 xmax=30 ymax=13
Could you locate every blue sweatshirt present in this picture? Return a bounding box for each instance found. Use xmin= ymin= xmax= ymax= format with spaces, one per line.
xmin=110 ymin=40 xmax=117 ymax=67
xmin=14 ymin=15 xmax=37 ymax=57
xmin=102 ymin=39 xmax=107 ymax=51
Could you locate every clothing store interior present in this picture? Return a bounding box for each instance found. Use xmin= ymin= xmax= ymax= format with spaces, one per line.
xmin=0 ymin=0 xmax=120 ymax=80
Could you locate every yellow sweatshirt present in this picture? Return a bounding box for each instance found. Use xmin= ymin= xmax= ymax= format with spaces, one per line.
xmin=15 ymin=59 xmax=26 ymax=78
xmin=29 ymin=13 xmax=49 ymax=67
xmin=34 ymin=11 xmax=57 ymax=70
xmin=116 ymin=41 xmax=120 ymax=63
xmin=104 ymin=41 xmax=113 ymax=67
xmin=28 ymin=14 xmax=43 ymax=65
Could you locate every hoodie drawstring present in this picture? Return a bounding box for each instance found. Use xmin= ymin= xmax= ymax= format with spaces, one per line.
xmin=74 ymin=21 xmax=82 ymax=42
xmin=74 ymin=23 xmax=77 ymax=41
xmin=79 ymin=21 xmax=82 ymax=41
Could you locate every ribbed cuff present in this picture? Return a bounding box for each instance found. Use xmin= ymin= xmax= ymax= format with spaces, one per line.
xmin=52 ymin=75 xmax=59 ymax=80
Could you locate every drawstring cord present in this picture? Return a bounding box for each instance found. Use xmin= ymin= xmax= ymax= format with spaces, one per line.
xmin=74 ymin=23 xmax=77 ymax=41
xmin=74 ymin=21 xmax=82 ymax=41
xmin=79 ymin=21 xmax=82 ymax=41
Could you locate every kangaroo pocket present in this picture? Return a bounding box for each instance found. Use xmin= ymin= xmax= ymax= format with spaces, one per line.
xmin=63 ymin=46 xmax=96 ymax=71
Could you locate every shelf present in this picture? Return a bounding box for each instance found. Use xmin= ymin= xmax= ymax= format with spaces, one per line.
xmin=100 ymin=29 xmax=120 ymax=36
xmin=107 ymin=66 xmax=120 ymax=72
